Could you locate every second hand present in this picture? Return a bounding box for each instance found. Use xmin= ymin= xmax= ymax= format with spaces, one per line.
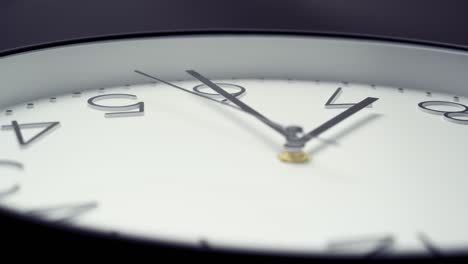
xmin=134 ymin=70 xmax=244 ymax=113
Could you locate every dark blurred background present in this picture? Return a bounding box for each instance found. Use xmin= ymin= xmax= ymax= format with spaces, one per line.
xmin=1 ymin=0 xmax=468 ymax=52
xmin=1 ymin=1 xmax=468 ymax=260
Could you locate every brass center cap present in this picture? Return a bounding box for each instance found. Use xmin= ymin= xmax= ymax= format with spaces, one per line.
xmin=278 ymin=150 xmax=310 ymax=163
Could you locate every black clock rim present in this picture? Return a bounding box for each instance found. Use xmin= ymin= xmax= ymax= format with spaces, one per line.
xmin=0 ymin=31 xmax=467 ymax=261
xmin=1 ymin=30 xmax=468 ymax=59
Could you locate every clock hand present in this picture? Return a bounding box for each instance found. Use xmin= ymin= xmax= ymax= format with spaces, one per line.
xmin=278 ymin=97 xmax=378 ymax=163
xmin=137 ymin=70 xmax=377 ymax=163
xmin=134 ymin=70 xmax=244 ymax=113
xmin=186 ymin=70 xmax=288 ymax=137
xmin=300 ymin=97 xmax=379 ymax=144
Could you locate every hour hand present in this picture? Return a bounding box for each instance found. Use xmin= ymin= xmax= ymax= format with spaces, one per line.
xmin=278 ymin=97 xmax=378 ymax=163
xmin=186 ymin=70 xmax=288 ymax=137
xmin=300 ymin=97 xmax=379 ymax=143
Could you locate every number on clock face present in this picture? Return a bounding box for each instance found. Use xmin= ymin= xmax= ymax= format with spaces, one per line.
xmin=25 ymin=201 xmax=98 ymax=223
xmin=0 ymin=160 xmax=96 ymax=222
xmin=327 ymin=233 xmax=444 ymax=258
xmin=1 ymin=121 xmax=60 ymax=146
xmin=325 ymin=87 xmax=374 ymax=109
xmin=418 ymin=101 xmax=468 ymax=125
xmin=87 ymin=94 xmax=144 ymax=118
xmin=0 ymin=160 xmax=22 ymax=198
xmin=193 ymin=82 xmax=246 ymax=103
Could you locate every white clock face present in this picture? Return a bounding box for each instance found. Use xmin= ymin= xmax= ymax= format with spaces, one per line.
xmin=0 ymin=35 xmax=467 ymax=258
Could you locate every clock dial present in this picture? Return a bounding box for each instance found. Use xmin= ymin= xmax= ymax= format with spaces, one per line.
xmin=0 ymin=35 xmax=467 ymax=258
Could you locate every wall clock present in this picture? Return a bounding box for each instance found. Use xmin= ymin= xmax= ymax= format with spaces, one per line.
xmin=1 ymin=0 xmax=467 ymax=262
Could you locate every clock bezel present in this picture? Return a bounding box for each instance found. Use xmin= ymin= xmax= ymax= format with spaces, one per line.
xmin=0 ymin=31 xmax=467 ymax=261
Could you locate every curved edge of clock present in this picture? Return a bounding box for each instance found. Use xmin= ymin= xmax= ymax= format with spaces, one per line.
xmin=1 ymin=30 xmax=468 ymax=58
xmin=0 ymin=206 xmax=467 ymax=261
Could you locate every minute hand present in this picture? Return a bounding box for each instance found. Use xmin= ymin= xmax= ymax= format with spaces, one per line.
xmin=186 ymin=70 xmax=287 ymax=137
xmin=299 ymin=97 xmax=379 ymax=143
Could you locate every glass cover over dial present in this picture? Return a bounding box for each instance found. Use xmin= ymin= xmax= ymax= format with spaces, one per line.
xmin=0 ymin=35 xmax=467 ymax=258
